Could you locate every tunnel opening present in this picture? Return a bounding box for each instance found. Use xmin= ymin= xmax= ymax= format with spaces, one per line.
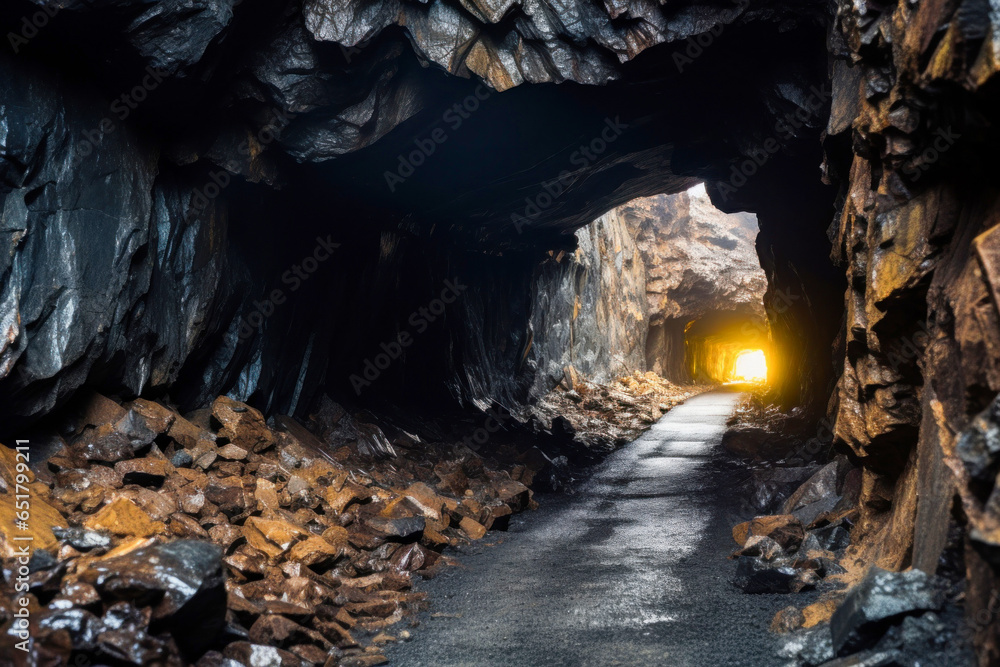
xmin=731 ymin=349 xmax=767 ymax=383
xmin=8 ymin=0 xmax=997 ymax=662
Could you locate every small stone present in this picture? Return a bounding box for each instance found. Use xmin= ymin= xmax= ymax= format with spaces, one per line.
xmin=223 ymin=642 xmax=304 ymax=667
xmin=287 ymin=535 xmax=343 ymax=567
xmin=248 ymin=614 xmax=331 ymax=649
xmin=733 ymin=535 xmax=785 ymax=561
xmin=168 ymin=413 xmax=216 ymax=450
xmin=217 ymin=443 xmax=249 ymax=461
xmin=171 ymin=450 xmax=194 ymax=467
xmin=115 ymin=457 xmax=170 ymax=486
xmin=732 ymin=556 xmax=809 ymax=594
xmin=58 ymin=580 xmax=102 ymax=608
xmin=195 ymin=451 xmax=218 ymax=470
xmin=212 ymin=396 xmax=275 ymax=452
xmin=177 ymin=485 xmax=207 ymax=515
xmin=73 ymin=425 xmax=134 ymax=463
xmin=733 ymin=514 xmax=805 ymax=551
xmin=84 ymin=497 xmax=166 ymax=538
xmin=243 ymin=516 xmax=310 ymax=558
xmin=255 ymin=478 xmax=281 ymax=511
xmin=127 ymin=399 xmax=177 ymax=435
xmin=365 ymin=516 xmax=425 ymax=541
xmin=459 ymin=516 xmax=487 ymax=540
xmin=28 ymin=548 xmax=58 ymax=573
xmin=170 ymin=513 xmax=211 ymax=539
xmin=204 ymin=475 xmax=247 ymax=515
xmin=771 ymin=606 xmax=806 ymax=634
xmin=52 ymin=526 xmax=111 ymax=551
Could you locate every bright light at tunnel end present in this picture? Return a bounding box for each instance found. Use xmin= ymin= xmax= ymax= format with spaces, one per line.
xmin=731 ymin=349 xmax=767 ymax=383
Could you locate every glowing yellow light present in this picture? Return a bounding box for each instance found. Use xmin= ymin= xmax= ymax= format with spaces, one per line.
xmin=733 ymin=349 xmax=767 ymax=382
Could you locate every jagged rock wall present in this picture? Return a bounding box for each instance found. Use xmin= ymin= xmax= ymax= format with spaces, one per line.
xmin=617 ymin=187 xmax=767 ymax=380
xmin=526 ymin=186 xmax=768 ymax=393
xmin=0 ymin=0 xmax=835 ymax=429
xmin=825 ymin=1 xmax=1000 ymax=662
xmin=528 ymin=208 xmax=647 ymax=396
xmin=4 ymin=0 xmax=999 ymax=659
xmin=0 ymin=56 xmax=254 ymax=426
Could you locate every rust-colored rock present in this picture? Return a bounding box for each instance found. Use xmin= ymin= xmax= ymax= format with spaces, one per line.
xmin=84 ymin=497 xmax=166 ymax=538
xmin=115 ymin=457 xmax=171 ymax=486
xmin=459 ymin=516 xmax=488 ymax=540
xmin=243 ymin=516 xmax=310 ymax=558
xmin=212 ymin=396 xmax=274 ymax=453
xmin=732 ymin=515 xmax=805 ymax=551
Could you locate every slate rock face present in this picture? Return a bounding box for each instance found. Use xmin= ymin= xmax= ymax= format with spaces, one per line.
xmin=528 ymin=207 xmax=648 ymax=396
xmin=830 ymin=567 xmax=942 ymax=656
xmin=1 ymin=1 xmax=999 ymax=658
xmin=126 ymin=0 xmax=236 ymax=75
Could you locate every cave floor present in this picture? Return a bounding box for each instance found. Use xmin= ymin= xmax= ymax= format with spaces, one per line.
xmin=383 ymin=390 xmax=794 ymax=666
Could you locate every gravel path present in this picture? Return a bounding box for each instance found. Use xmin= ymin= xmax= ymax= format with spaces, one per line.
xmin=384 ymin=390 xmax=794 ymax=666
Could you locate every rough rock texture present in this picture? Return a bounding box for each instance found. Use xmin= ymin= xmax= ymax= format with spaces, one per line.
xmin=527 ymin=185 xmax=767 ymax=393
xmin=621 ymin=186 xmax=767 ymax=380
xmin=0 ymin=392 xmax=546 ymax=665
xmin=0 ymin=0 xmax=835 ymax=430
xmin=528 ymin=208 xmax=647 ymax=397
xmin=4 ymin=0 xmax=1000 ymax=661
xmin=821 ymin=0 xmax=1000 ymax=662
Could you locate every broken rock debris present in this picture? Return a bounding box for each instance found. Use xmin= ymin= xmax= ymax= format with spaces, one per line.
xmin=0 ymin=391 xmax=542 ymax=665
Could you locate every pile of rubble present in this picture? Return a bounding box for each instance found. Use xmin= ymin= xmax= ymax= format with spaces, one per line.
xmin=777 ymin=566 xmax=974 ymax=666
xmin=723 ymin=392 xmax=976 ymax=665
xmin=0 ymin=393 xmax=540 ymax=666
xmin=529 ymin=371 xmax=706 ymax=452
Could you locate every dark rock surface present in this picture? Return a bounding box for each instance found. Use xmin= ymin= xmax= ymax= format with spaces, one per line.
xmin=829 ymin=567 xmax=942 ymax=655
xmin=0 ymin=0 xmax=835 ymax=431
xmin=0 ymin=0 xmax=999 ymax=661
xmin=83 ymin=540 xmax=227 ymax=654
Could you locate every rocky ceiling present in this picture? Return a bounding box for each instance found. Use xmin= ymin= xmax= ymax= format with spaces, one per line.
xmin=6 ymin=0 xmax=1000 ymax=659
xmin=0 ymin=0 xmax=840 ymax=429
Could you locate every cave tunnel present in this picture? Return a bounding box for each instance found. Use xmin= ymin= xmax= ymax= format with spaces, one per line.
xmin=0 ymin=0 xmax=998 ymax=664
xmin=684 ymin=312 xmax=772 ymax=385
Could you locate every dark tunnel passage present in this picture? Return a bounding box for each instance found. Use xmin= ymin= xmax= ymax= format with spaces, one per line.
xmin=1 ymin=0 xmax=1000 ymax=664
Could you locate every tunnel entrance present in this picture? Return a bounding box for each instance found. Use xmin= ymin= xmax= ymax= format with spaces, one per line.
xmin=610 ymin=185 xmax=769 ymax=388
xmin=732 ymin=349 xmax=767 ymax=383
xmin=683 ymin=311 xmax=771 ymax=385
